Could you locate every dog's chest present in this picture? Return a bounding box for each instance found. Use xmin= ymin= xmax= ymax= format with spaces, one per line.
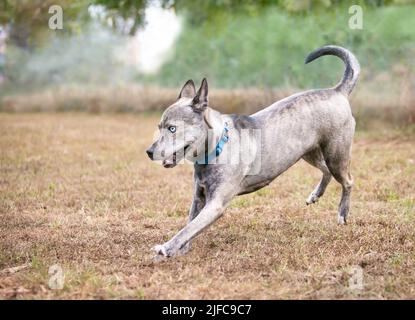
xmin=194 ymin=164 xmax=227 ymax=190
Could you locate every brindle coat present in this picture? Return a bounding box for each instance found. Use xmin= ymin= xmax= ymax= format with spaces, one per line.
xmin=146 ymin=45 xmax=360 ymax=258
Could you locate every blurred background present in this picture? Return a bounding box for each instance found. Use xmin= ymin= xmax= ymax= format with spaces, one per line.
xmin=0 ymin=0 xmax=414 ymax=129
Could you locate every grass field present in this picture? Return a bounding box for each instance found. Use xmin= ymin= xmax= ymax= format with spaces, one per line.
xmin=0 ymin=113 xmax=414 ymax=299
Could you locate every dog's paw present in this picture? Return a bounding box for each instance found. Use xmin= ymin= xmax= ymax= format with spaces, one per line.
xmin=306 ymin=193 xmax=319 ymax=205
xmin=338 ymin=216 xmax=347 ymax=225
xmin=151 ymin=243 xmax=189 ymax=261
xmin=151 ymin=244 xmax=169 ymax=263
xmin=152 ymin=244 xmax=168 ymax=256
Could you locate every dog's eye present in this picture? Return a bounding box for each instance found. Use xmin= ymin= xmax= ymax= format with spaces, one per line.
xmin=168 ymin=126 xmax=176 ymax=133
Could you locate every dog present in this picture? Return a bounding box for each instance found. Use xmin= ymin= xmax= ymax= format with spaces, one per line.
xmin=146 ymin=45 xmax=360 ymax=258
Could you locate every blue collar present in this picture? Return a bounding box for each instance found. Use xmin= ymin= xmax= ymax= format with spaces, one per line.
xmin=196 ymin=123 xmax=229 ymax=165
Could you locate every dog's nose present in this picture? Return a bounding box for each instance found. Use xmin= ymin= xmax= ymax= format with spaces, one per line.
xmin=146 ymin=148 xmax=154 ymax=160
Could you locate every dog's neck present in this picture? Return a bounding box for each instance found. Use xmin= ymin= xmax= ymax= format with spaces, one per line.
xmin=204 ymin=107 xmax=224 ymax=155
xmin=193 ymin=107 xmax=225 ymax=163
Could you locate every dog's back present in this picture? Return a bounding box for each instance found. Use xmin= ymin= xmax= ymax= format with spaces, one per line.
xmin=253 ymin=45 xmax=360 ymax=120
xmin=245 ymin=46 xmax=358 ymax=224
xmin=251 ymin=46 xmax=359 ymax=157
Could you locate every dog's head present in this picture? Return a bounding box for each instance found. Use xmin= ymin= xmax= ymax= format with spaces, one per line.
xmin=146 ymin=78 xmax=219 ymax=168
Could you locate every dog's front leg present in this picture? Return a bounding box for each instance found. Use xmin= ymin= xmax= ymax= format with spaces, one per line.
xmin=153 ymin=196 xmax=227 ymax=258
xmin=179 ymin=184 xmax=206 ymax=254
xmin=189 ymin=183 xmax=206 ymax=221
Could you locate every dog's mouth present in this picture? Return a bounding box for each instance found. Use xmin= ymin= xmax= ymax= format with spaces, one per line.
xmin=162 ymin=144 xmax=191 ymax=168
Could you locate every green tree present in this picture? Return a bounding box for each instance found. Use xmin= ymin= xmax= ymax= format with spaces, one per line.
xmin=1 ymin=0 xmax=410 ymax=49
xmin=0 ymin=0 xmax=89 ymax=48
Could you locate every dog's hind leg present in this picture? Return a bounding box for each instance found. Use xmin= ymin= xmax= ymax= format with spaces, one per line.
xmin=322 ymin=134 xmax=354 ymax=225
xmin=303 ymin=149 xmax=332 ymax=205
xmin=327 ymin=160 xmax=353 ymax=225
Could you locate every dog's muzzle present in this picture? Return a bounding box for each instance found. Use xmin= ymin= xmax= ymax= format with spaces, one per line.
xmin=146 ymin=144 xmax=191 ymax=168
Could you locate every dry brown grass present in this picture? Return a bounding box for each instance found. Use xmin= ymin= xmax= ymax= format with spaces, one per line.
xmin=2 ymin=80 xmax=414 ymax=128
xmin=0 ymin=84 xmax=293 ymax=116
xmin=0 ymin=113 xmax=414 ymax=299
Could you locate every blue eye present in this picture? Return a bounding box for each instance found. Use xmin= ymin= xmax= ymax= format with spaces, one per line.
xmin=168 ymin=126 xmax=176 ymax=133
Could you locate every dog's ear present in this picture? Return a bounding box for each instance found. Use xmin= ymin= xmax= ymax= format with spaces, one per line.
xmin=203 ymin=107 xmax=223 ymax=129
xmin=178 ymin=79 xmax=196 ymax=99
xmin=192 ymin=78 xmax=208 ymax=112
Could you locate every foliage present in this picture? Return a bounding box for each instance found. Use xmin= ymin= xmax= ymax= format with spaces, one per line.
xmin=1 ymin=0 xmax=415 ymax=92
xmin=152 ymin=4 xmax=415 ymax=88
xmin=1 ymin=0 xmax=413 ymax=49
xmin=92 ymin=0 xmax=148 ymax=35
xmin=0 ymin=0 xmax=89 ymax=48
xmin=3 ymin=23 xmax=131 ymax=94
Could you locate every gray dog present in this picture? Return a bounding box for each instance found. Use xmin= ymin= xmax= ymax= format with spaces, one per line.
xmin=146 ymin=45 xmax=360 ymax=258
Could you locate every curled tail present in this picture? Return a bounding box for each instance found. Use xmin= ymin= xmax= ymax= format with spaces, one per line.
xmin=305 ymin=45 xmax=360 ymax=95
